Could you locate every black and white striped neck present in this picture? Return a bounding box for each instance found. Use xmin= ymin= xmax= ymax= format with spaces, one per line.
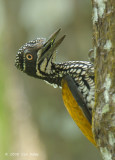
xmin=36 ymin=61 xmax=94 ymax=88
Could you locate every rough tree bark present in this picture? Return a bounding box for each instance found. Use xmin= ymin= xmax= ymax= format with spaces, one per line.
xmin=91 ymin=0 xmax=115 ymax=160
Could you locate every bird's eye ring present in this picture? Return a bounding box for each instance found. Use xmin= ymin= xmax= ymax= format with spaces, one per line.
xmin=26 ymin=54 xmax=33 ymax=60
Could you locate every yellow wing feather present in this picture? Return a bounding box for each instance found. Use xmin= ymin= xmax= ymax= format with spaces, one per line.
xmin=61 ymin=79 xmax=96 ymax=146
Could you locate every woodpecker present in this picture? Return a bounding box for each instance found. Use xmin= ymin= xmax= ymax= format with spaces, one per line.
xmin=15 ymin=29 xmax=96 ymax=146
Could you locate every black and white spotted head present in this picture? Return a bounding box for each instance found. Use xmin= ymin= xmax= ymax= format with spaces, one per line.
xmin=15 ymin=29 xmax=65 ymax=78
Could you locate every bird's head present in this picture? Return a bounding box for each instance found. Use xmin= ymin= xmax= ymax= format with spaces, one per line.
xmin=15 ymin=29 xmax=65 ymax=78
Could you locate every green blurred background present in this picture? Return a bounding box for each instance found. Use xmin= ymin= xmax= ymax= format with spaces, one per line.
xmin=0 ymin=0 xmax=102 ymax=159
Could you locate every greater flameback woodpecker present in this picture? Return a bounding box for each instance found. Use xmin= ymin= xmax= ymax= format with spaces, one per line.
xmin=15 ymin=29 xmax=96 ymax=146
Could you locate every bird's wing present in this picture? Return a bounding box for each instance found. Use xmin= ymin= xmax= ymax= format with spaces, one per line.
xmin=61 ymin=75 xmax=96 ymax=146
xmin=63 ymin=75 xmax=92 ymax=123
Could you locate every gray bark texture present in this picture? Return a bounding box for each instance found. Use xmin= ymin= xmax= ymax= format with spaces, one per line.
xmin=91 ymin=0 xmax=115 ymax=160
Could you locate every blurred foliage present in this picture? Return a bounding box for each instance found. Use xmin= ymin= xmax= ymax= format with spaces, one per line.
xmin=0 ymin=0 xmax=102 ymax=160
xmin=0 ymin=44 xmax=12 ymax=158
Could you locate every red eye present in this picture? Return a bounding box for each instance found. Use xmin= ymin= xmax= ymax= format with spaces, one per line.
xmin=26 ymin=54 xmax=33 ymax=60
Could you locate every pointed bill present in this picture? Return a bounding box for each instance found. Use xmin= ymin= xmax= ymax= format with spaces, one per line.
xmin=39 ymin=29 xmax=66 ymax=62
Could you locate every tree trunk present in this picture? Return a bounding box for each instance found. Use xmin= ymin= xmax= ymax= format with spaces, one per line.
xmin=91 ymin=0 xmax=115 ymax=160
